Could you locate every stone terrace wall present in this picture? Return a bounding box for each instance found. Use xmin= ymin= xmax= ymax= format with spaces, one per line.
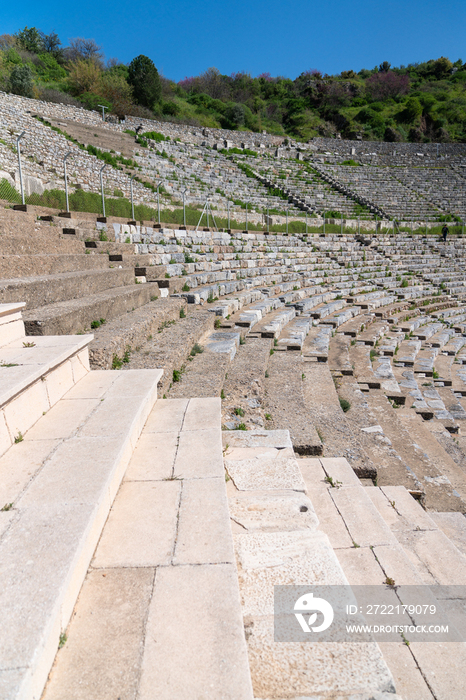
xmin=311 ymin=136 xmax=466 ymax=158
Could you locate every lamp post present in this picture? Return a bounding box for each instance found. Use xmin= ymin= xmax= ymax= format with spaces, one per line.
xmin=63 ymin=151 xmax=72 ymax=213
xmin=16 ymin=131 xmax=26 ymax=205
xmin=100 ymin=164 xmax=106 ymax=217
xmin=98 ymin=105 xmax=108 ymax=122
xmin=156 ymin=181 xmax=162 ymax=225
xmin=130 ymin=174 xmax=135 ymax=221
xmin=182 ymin=188 xmax=187 ymax=227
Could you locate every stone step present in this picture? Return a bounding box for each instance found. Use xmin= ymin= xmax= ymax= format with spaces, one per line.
xmin=225 ymin=435 xmax=399 ymax=699
xmin=429 ymin=512 xmax=466 ymax=557
xmin=264 ymin=352 xmax=323 ymax=455
xmin=0 ymin=234 xmax=85 ymax=255
xmin=276 ymin=314 xmax=311 ymax=350
xmin=23 ymin=283 xmax=154 ymax=336
xmin=0 ymin=301 xmax=26 ymax=347
xmin=302 ymin=324 xmax=332 ymax=360
xmin=41 ymin=397 xmax=253 ymax=700
xmin=0 ymin=367 xmax=162 ymax=700
xmin=0 ymin=329 xmax=93 ymax=458
xmin=0 ymin=254 xmax=110 ymax=277
xmin=0 ymin=268 xmax=136 ymax=309
xmin=88 ymin=297 xmax=186 ymax=371
xmin=299 ymin=457 xmax=466 ymax=700
xmin=367 ymin=484 xmax=466 ymax=585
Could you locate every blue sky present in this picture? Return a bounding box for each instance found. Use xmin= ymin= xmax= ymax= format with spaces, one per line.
xmin=3 ymin=0 xmax=465 ymax=82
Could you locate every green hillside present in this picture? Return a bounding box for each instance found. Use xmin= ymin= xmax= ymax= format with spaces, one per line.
xmin=1 ymin=26 xmax=465 ymax=143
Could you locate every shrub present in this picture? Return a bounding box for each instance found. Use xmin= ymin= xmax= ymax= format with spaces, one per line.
xmin=9 ymin=64 xmax=34 ymax=97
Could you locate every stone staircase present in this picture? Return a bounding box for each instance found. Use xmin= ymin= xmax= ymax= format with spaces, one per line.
xmin=300 ymin=455 xmax=466 ymax=700
xmin=0 ymin=302 xmax=164 ymax=698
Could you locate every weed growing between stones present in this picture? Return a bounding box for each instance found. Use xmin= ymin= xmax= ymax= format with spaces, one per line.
xmin=14 ymin=432 xmax=24 ymax=443
xmin=234 ymin=407 xmax=245 ymax=417
xmin=324 ymin=475 xmax=342 ymax=488
xmin=22 ymin=341 xmax=35 ymax=347
xmin=1 ymin=503 xmax=13 ymax=511
xmin=90 ymin=318 xmax=106 ymax=329
xmin=190 ymin=343 xmax=203 ymax=356
xmin=339 ymin=398 xmax=351 ymax=412
xmin=179 ymin=308 xmax=186 ymax=318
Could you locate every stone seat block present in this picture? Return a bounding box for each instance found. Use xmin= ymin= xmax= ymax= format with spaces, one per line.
xmin=23 ymin=284 xmax=154 ymax=336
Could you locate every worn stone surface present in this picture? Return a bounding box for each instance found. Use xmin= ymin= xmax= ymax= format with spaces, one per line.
xmin=235 ymin=530 xmax=347 ymax=616
xmin=229 ymin=491 xmax=319 ymax=532
xmin=226 ymin=455 xmax=306 ymax=491
xmin=246 ymin=616 xmax=396 ymax=699
xmin=42 ymin=568 xmax=154 ymax=700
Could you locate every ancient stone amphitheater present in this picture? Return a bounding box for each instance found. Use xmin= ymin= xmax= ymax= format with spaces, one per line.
xmin=1 ymin=92 xmax=466 ymax=700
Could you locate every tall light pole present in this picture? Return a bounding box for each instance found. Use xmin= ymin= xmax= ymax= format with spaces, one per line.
xmin=156 ymin=181 xmax=162 ymax=225
xmin=182 ymin=188 xmax=187 ymax=227
xmin=16 ymin=131 xmax=26 ymax=205
xmin=100 ymin=164 xmax=107 ymax=218
xmin=98 ymin=105 xmax=108 ymax=122
xmin=130 ymin=174 xmax=135 ymax=221
xmin=63 ymin=151 xmax=72 ymax=213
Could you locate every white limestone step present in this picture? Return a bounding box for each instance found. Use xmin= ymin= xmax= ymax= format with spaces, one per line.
xmin=0 ymin=333 xmax=93 ymax=458
xmin=429 ymin=512 xmax=466 ymax=556
xmin=0 ymin=368 xmax=162 ymax=700
xmin=0 ymin=302 xmax=26 ymax=347
xmin=226 ymin=435 xmax=399 ymax=699
xmin=299 ymin=457 xmax=466 ymax=693
xmin=41 ymin=397 xmax=253 ymax=700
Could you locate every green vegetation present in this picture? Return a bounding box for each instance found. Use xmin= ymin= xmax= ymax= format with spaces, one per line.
xmin=190 ymin=343 xmax=204 ymax=356
xmin=1 ymin=28 xmax=465 ymax=141
xmin=339 ymin=398 xmax=351 ymax=412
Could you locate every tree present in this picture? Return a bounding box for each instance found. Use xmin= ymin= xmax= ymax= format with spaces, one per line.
xmin=404 ymin=96 xmax=423 ymax=122
xmin=366 ymin=71 xmax=410 ymax=100
xmin=225 ymin=103 xmax=245 ymax=127
xmin=127 ymin=55 xmax=161 ymax=108
xmin=9 ymin=64 xmax=34 ymax=97
xmin=65 ymin=38 xmax=103 ymax=65
xmin=432 ymin=56 xmax=453 ymax=79
xmin=379 ymin=61 xmax=391 ymax=73
xmin=68 ymin=59 xmax=101 ymax=95
xmin=99 ymin=72 xmax=133 ymax=114
xmin=39 ymin=31 xmax=63 ymax=60
xmin=16 ymin=26 xmax=43 ymax=54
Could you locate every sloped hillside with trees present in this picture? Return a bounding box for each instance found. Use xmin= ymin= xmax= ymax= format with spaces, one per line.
xmin=0 ymin=26 xmax=465 ymax=143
